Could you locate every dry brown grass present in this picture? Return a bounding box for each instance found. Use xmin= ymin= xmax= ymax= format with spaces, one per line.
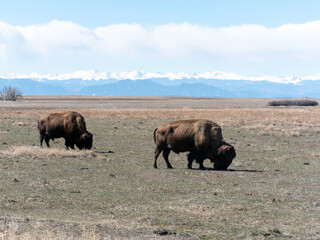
xmin=2 ymin=97 xmax=320 ymax=134
xmin=0 ymin=146 xmax=97 ymax=159
xmin=0 ymin=220 xmax=110 ymax=240
xmin=2 ymin=104 xmax=320 ymax=122
xmin=59 ymin=107 xmax=320 ymax=136
xmin=0 ymin=97 xmax=320 ymax=239
xmin=12 ymin=121 xmax=31 ymax=127
xmin=3 ymin=105 xmax=320 ymax=138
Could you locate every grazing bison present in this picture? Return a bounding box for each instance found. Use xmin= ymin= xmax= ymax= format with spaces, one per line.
xmin=153 ymin=119 xmax=235 ymax=170
xmin=38 ymin=111 xmax=93 ymax=150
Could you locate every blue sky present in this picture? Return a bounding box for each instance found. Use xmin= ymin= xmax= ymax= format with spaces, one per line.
xmin=2 ymin=0 xmax=320 ymax=28
xmin=1 ymin=0 xmax=320 ymax=76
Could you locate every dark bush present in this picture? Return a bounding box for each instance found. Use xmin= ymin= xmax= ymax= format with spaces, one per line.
xmin=0 ymin=86 xmax=23 ymax=101
xmin=268 ymin=100 xmax=318 ymax=107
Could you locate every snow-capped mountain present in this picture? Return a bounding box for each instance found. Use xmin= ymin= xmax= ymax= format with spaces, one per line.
xmin=0 ymin=69 xmax=313 ymax=84
xmin=0 ymin=70 xmax=320 ymax=97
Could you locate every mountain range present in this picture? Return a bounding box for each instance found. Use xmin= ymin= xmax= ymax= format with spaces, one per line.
xmin=0 ymin=70 xmax=320 ymax=98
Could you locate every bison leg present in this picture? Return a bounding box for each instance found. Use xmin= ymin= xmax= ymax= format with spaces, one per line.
xmin=65 ymin=144 xmax=74 ymax=150
xmin=153 ymin=148 xmax=162 ymax=168
xmin=44 ymin=136 xmax=51 ymax=148
xmin=39 ymin=134 xmax=45 ymax=147
xmin=187 ymin=152 xmax=195 ymax=169
xmin=198 ymin=160 xmax=205 ymax=170
xmin=195 ymin=153 xmax=206 ymax=169
xmin=65 ymin=139 xmax=75 ymax=150
xmin=162 ymin=149 xmax=173 ymax=169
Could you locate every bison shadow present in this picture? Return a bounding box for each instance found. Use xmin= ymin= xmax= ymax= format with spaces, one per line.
xmin=191 ymin=168 xmax=264 ymax=173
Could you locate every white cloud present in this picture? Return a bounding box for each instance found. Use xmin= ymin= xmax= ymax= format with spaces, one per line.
xmin=1 ymin=20 xmax=320 ymax=74
xmin=18 ymin=20 xmax=94 ymax=57
xmin=94 ymin=23 xmax=153 ymax=57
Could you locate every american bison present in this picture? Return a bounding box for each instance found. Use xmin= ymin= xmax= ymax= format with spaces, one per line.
xmin=153 ymin=119 xmax=235 ymax=170
xmin=38 ymin=111 xmax=93 ymax=150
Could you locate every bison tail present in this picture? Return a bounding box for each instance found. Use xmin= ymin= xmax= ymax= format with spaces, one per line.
xmin=153 ymin=128 xmax=158 ymax=143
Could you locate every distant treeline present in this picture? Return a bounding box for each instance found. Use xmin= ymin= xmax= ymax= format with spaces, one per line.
xmin=268 ymin=100 xmax=318 ymax=106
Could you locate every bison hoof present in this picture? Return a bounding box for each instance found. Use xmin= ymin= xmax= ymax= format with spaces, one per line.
xmin=167 ymin=166 xmax=173 ymax=169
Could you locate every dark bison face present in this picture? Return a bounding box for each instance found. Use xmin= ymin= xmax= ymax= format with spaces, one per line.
xmin=76 ymin=132 xmax=93 ymax=150
xmin=214 ymin=143 xmax=236 ymax=170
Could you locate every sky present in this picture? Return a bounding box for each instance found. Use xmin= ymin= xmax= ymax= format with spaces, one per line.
xmin=1 ymin=0 xmax=320 ymax=77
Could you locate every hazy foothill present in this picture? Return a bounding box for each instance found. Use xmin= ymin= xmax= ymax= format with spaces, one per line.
xmin=0 ymin=96 xmax=319 ymax=239
xmin=2 ymin=72 xmax=320 ymax=98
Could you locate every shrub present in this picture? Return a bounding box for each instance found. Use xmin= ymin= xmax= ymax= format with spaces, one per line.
xmin=0 ymin=86 xmax=23 ymax=101
xmin=268 ymin=100 xmax=318 ymax=107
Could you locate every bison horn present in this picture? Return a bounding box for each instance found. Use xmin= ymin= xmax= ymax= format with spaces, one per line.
xmin=218 ymin=145 xmax=228 ymax=155
xmin=80 ymin=133 xmax=87 ymax=140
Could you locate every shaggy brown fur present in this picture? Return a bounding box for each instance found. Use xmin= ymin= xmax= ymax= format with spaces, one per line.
xmin=38 ymin=111 xmax=93 ymax=150
xmin=153 ymin=119 xmax=235 ymax=170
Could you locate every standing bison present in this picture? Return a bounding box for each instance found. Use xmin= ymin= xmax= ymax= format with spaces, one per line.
xmin=38 ymin=111 xmax=93 ymax=150
xmin=153 ymin=119 xmax=235 ymax=170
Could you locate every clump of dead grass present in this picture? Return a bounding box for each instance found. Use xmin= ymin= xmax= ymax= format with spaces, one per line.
xmin=260 ymin=128 xmax=302 ymax=137
xmin=12 ymin=121 xmax=31 ymax=127
xmin=0 ymin=220 xmax=108 ymax=240
xmin=242 ymin=118 xmax=320 ymax=136
xmin=0 ymin=146 xmax=97 ymax=158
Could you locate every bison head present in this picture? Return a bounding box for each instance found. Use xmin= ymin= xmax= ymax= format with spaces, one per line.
xmin=214 ymin=142 xmax=236 ymax=170
xmin=76 ymin=131 xmax=93 ymax=150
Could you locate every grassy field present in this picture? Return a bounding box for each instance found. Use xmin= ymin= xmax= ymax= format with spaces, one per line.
xmin=0 ymin=97 xmax=319 ymax=239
